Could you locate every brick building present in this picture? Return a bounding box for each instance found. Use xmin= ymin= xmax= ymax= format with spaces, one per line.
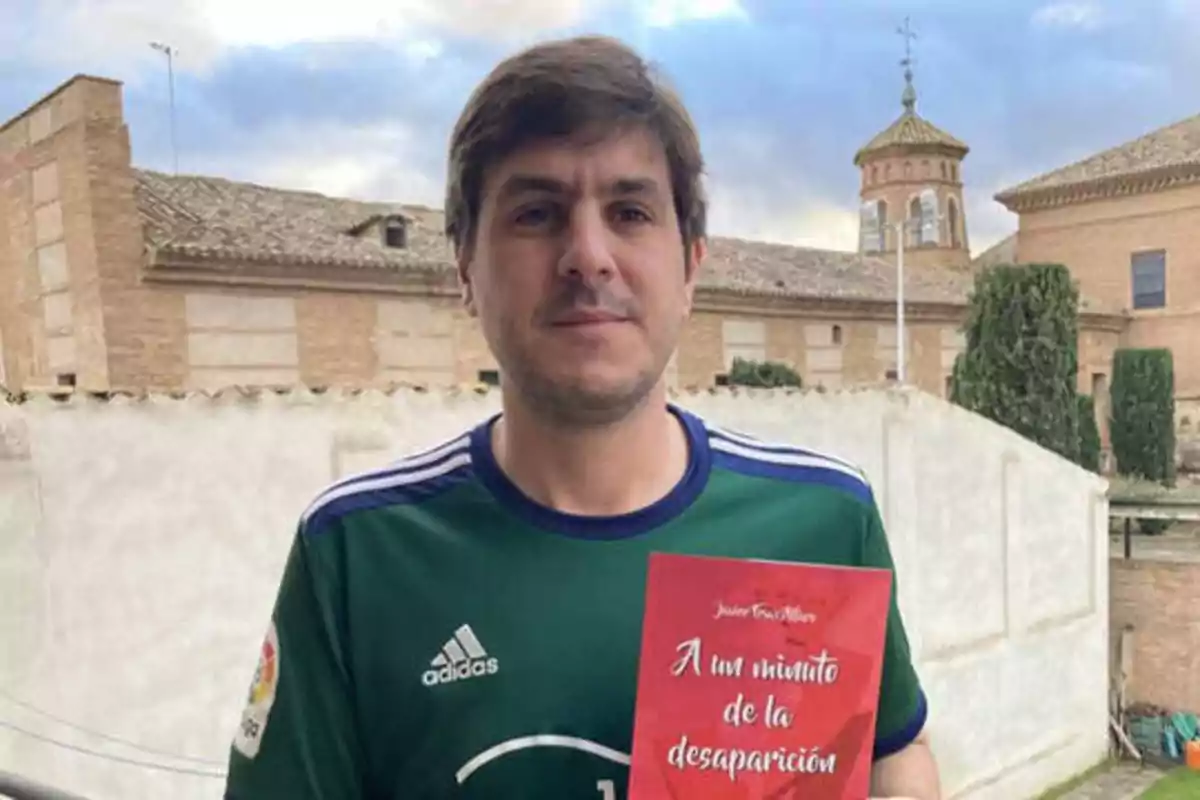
xmin=995 ymin=112 xmax=1200 ymax=425
xmin=0 ymin=73 xmax=1125 ymax=402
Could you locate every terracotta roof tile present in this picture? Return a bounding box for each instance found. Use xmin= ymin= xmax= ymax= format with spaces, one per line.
xmin=132 ymin=168 xmax=973 ymax=305
xmin=854 ymin=111 xmax=969 ymax=166
xmin=700 ymin=237 xmax=973 ymax=304
xmin=968 ymin=232 xmax=1017 ymax=271
xmin=996 ymin=112 xmax=1200 ymax=201
xmin=135 ymin=169 xmax=452 ymax=269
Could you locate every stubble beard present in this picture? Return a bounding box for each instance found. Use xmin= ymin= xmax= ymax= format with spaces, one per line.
xmin=505 ymin=352 xmax=666 ymax=429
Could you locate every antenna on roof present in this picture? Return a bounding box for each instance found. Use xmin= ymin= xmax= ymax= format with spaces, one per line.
xmin=149 ymin=41 xmax=179 ymax=174
xmin=896 ymin=17 xmax=918 ymax=115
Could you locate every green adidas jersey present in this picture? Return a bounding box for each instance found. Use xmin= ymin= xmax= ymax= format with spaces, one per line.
xmin=223 ymin=405 xmax=927 ymax=799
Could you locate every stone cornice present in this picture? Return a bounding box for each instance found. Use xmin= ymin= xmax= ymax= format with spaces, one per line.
xmin=995 ymin=161 xmax=1200 ymax=213
xmin=143 ymin=245 xmax=1128 ymax=332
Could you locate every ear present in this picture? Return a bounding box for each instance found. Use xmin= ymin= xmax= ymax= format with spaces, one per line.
xmin=457 ymin=250 xmax=478 ymax=317
xmin=682 ymin=236 xmax=706 ymax=314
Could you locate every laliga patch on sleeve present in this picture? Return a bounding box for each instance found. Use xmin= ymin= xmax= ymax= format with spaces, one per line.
xmin=233 ymin=620 xmax=280 ymax=759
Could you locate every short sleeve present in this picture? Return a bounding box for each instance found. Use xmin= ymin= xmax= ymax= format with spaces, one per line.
xmin=861 ymin=500 xmax=928 ymax=760
xmin=223 ymin=526 xmax=366 ymax=799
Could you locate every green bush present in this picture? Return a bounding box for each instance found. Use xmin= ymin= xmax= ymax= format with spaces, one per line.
xmin=1111 ymin=348 xmax=1176 ymax=484
xmin=949 ymin=262 xmax=1081 ymax=463
xmin=1110 ymin=348 xmax=1176 ymax=535
xmin=1076 ymin=393 xmax=1101 ymax=473
xmin=728 ymin=358 xmax=802 ymax=388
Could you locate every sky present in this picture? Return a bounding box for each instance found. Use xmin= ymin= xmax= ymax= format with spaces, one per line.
xmin=2 ymin=0 xmax=1198 ymax=257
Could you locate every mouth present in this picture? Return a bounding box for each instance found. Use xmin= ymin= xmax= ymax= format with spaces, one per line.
xmin=550 ymin=310 xmax=630 ymax=327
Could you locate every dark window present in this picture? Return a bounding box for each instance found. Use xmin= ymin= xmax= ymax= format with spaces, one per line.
xmin=885 ymin=369 xmax=898 ymax=381
xmin=477 ymin=369 xmax=500 ymax=386
xmin=56 ymin=373 xmax=76 ymax=388
xmin=1131 ymin=250 xmax=1166 ymax=309
xmin=715 ymin=374 xmax=730 ymax=387
xmin=831 ymin=325 xmax=843 ymax=345
xmin=383 ymin=217 xmax=408 ymax=248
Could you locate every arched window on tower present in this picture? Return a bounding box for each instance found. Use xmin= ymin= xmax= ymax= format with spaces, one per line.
xmin=876 ymin=199 xmax=889 ymax=250
xmin=860 ymin=200 xmax=882 ymax=253
xmin=909 ymin=189 xmax=940 ymax=246
xmin=908 ymin=196 xmax=921 ymax=247
xmin=919 ymin=188 xmax=940 ymax=245
xmin=948 ymin=198 xmax=961 ymax=248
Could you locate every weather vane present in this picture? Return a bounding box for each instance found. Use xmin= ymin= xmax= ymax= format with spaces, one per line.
xmin=896 ymin=17 xmax=918 ymax=113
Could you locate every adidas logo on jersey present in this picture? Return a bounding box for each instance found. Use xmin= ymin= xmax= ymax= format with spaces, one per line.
xmin=421 ymin=624 xmax=499 ymax=686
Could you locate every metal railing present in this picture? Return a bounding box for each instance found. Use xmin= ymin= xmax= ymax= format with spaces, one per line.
xmin=0 ymin=771 xmax=90 ymax=800
xmin=1109 ymin=495 xmax=1200 ymax=558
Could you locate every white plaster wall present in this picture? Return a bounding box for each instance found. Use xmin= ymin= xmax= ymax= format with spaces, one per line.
xmin=0 ymin=386 xmax=1109 ymax=800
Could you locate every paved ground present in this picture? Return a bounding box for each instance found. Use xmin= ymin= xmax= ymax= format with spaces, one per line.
xmin=1055 ymin=763 xmax=1165 ymax=799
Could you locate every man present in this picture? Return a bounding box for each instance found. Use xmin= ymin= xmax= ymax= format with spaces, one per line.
xmin=224 ymin=35 xmax=940 ymax=800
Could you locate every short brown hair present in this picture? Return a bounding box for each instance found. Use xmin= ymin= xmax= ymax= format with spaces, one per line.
xmin=444 ymin=35 xmax=707 ymax=254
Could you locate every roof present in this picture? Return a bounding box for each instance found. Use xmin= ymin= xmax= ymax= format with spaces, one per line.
xmin=133 ymin=168 xmax=975 ymax=306
xmin=969 ymin=232 xmax=1017 ymax=271
xmin=995 ymin=112 xmax=1200 ymax=207
xmin=854 ymin=110 xmax=969 ymax=166
xmin=699 ymin=237 xmax=973 ymax=304
xmin=136 ymin=170 xmax=452 ymax=271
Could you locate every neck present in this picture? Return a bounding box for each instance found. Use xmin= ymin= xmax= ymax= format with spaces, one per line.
xmin=491 ymin=386 xmax=690 ymax=517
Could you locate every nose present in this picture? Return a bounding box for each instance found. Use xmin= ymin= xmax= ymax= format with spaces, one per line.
xmin=557 ymin=203 xmax=616 ymax=282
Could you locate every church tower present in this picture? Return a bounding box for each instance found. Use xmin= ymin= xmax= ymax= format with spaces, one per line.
xmin=854 ymin=23 xmax=971 ymax=270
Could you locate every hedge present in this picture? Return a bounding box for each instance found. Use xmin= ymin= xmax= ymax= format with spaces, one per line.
xmin=1076 ymin=393 xmax=1101 ymax=473
xmin=1110 ymin=348 xmax=1175 ymax=486
xmin=728 ymin=358 xmax=803 ymax=388
xmin=949 ymin=263 xmax=1081 ymax=463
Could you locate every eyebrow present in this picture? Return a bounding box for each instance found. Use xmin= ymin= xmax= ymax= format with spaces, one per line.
xmin=496 ymin=174 xmax=665 ymax=201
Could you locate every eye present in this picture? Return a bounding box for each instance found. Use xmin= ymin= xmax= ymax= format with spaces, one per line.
xmin=613 ymin=204 xmax=652 ymax=224
xmin=512 ymin=202 xmax=560 ymax=228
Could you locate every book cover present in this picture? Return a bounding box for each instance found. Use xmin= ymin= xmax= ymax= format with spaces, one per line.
xmin=627 ymin=552 xmax=893 ymax=800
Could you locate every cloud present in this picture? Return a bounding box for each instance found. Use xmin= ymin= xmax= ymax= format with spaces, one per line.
xmin=642 ymin=0 xmax=748 ymax=29
xmin=4 ymin=0 xmax=1195 ymax=263
xmin=187 ymin=121 xmax=446 ymax=208
xmin=17 ymin=0 xmax=613 ymax=75
xmin=1031 ymin=2 xmax=1106 ymax=31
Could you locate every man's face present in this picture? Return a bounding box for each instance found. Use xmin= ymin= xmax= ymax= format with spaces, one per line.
xmin=459 ymin=127 xmax=704 ymax=426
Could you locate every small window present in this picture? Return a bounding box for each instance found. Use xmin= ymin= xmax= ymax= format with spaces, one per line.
xmin=383 ymin=217 xmax=408 ymax=248
xmin=831 ymin=325 xmax=843 ymax=345
xmin=1131 ymin=250 xmax=1165 ymax=309
xmin=477 ymin=369 xmax=500 ymax=386
xmin=944 ymin=374 xmax=953 ymax=397
xmin=885 ymin=369 xmax=898 ymax=381
xmin=715 ymin=374 xmax=730 ymax=387
xmin=56 ymin=372 xmax=76 ymax=388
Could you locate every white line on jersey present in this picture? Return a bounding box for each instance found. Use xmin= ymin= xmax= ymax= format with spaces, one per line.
xmin=709 ymin=436 xmax=869 ymax=485
xmin=707 ymin=424 xmax=866 ymax=476
xmin=300 ymin=441 xmax=472 ymax=527
xmin=456 ymin=734 xmax=631 ymax=785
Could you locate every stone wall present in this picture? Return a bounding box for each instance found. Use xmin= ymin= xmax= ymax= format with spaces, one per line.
xmin=1110 ymin=558 xmax=1200 ymax=715
xmin=0 ymin=386 xmax=1110 ymax=799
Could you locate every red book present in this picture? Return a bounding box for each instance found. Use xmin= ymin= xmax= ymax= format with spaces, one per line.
xmin=628 ymin=552 xmax=893 ymax=800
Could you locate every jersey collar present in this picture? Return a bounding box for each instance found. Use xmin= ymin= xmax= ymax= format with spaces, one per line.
xmin=468 ymin=403 xmax=712 ymax=540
